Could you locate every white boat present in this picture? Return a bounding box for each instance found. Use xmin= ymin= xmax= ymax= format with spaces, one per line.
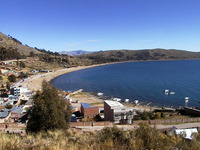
xmin=163 ymin=89 xmax=169 ymax=93
xmin=185 ymin=97 xmax=189 ymax=105
xmin=134 ymin=100 xmax=139 ymax=105
xmin=116 ymin=98 xmax=121 ymax=102
xmin=185 ymin=97 xmax=189 ymax=100
xmin=124 ymin=99 xmax=129 ymax=103
xmin=97 ymin=92 xmax=103 ymax=96
xmin=111 ymin=98 xmax=121 ymax=102
xmin=169 ymin=92 xmax=175 ymax=95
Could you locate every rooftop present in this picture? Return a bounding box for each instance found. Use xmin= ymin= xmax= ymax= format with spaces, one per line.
xmin=81 ymin=103 xmax=91 ymax=108
xmin=0 ymin=111 xmax=9 ymax=118
xmin=104 ymin=100 xmax=124 ymax=108
xmin=11 ymin=106 xmax=23 ymax=114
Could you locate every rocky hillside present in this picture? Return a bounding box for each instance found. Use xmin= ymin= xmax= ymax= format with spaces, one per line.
xmin=77 ymin=49 xmax=200 ymax=64
xmin=0 ymin=32 xmax=41 ymax=56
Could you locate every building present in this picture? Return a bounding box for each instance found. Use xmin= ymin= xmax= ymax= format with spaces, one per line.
xmin=10 ymin=87 xmax=20 ymax=96
xmin=81 ymin=103 xmax=99 ymax=118
xmin=104 ymin=100 xmax=134 ymax=124
xmin=10 ymin=106 xmax=24 ymax=122
xmin=0 ymin=69 xmax=9 ymax=74
xmin=10 ymin=87 xmax=32 ymax=97
xmin=170 ymin=127 xmax=198 ymax=140
xmin=0 ymin=111 xmax=10 ymax=123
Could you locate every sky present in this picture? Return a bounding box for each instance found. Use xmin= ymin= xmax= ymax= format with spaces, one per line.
xmin=0 ymin=0 xmax=200 ymax=52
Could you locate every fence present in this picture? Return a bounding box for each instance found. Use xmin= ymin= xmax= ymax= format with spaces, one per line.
xmin=133 ymin=117 xmax=200 ymax=125
xmin=70 ymin=121 xmax=113 ymax=127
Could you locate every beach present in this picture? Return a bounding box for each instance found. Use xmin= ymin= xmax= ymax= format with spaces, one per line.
xmin=19 ymin=64 xmax=107 ymax=91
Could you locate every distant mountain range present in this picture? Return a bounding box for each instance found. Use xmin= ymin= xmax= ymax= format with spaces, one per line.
xmin=59 ymin=50 xmax=96 ymax=56
xmin=77 ymin=49 xmax=200 ymax=64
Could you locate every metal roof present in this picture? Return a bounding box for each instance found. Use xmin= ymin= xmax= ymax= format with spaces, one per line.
xmin=25 ymin=99 xmax=33 ymax=105
xmin=0 ymin=111 xmax=9 ymax=118
xmin=11 ymin=107 xmax=23 ymax=114
xmin=81 ymin=103 xmax=91 ymax=108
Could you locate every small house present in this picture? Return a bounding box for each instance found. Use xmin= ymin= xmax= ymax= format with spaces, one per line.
xmin=81 ymin=103 xmax=99 ymax=118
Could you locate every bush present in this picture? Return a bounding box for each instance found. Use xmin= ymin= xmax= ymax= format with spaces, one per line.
xmin=8 ymin=75 xmax=16 ymax=82
xmin=26 ymin=81 xmax=72 ymax=133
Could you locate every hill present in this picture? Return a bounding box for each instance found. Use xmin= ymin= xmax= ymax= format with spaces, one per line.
xmin=0 ymin=32 xmax=41 ymax=56
xmin=1 ymin=31 xmax=200 ymax=66
xmin=77 ymin=49 xmax=200 ymax=64
xmin=0 ymin=32 xmax=70 ymax=68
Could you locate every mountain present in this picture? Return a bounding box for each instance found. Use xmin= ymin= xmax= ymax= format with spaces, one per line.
xmin=0 ymin=32 xmax=41 ymax=56
xmin=77 ymin=49 xmax=200 ymax=64
xmin=59 ymin=50 xmax=95 ymax=56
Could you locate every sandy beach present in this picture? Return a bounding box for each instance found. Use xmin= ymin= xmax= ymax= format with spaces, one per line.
xmin=19 ymin=64 xmax=107 ymax=91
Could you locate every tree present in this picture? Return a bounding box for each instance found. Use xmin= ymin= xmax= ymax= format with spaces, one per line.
xmin=6 ymin=82 xmax=10 ymax=90
xmin=8 ymin=74 xmax=16 ymax=82
xmin=5 ymin=103 xmax=12 ymax=109
xmin=18 ymin=72 xmax=28 ymax=79
xmin=19 ymin=61 xmax=26 ymax=68
xmin=26 ymin=81 xmax=71 ymax=133
xmin=29 ymin=51 xmax=35 ymax=57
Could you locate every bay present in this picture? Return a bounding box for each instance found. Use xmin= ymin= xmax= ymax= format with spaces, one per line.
xmin=52 ymin=60 xmax=200 ymax=107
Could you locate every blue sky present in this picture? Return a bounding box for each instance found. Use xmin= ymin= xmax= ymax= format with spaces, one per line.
xmin=0 ymin=0 xmax=200 ymax=52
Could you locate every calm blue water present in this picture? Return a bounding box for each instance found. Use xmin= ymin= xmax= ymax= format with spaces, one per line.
xmin=52 ymin=60 xmax=200 ymax=107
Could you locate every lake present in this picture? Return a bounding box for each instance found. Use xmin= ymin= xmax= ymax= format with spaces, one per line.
xmin=52 ymin=59 xmax=200 ymax=107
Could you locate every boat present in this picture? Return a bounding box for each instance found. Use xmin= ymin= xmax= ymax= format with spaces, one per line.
xmin=163 ymin=89 xmax=169 ymax=93
xmin=134 ymin=100 xmax=139 ymax=105
xmin=124 ymin=99 xmax=129 ymax=103
xmin=111 ymin=98 xmax=121 ymax=102
xmin=163 ymin=89 xmax=175 ymax=95
xmin=185 ymin=97 xmax=189 ymax=100
xmin=185 ymin=97 xmax=189 ymax=105
xmin=116 ymin=98 xmax=121 ymax=102
xmin=169 ymin=92 xmax=175 ymax=95
xmin=97 ymin=92 xmax=103 ymax=96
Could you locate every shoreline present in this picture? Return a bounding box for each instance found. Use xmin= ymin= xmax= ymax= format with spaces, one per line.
xmin=18 ymin=59 xmax=199 ymax=109
xmin=19 ymin=63 xmax=113 ymax=91
xmin=19 ymin=58 xmax=200 ymax=91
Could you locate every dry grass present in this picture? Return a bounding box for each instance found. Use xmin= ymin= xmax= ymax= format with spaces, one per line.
xmin=1 ymin=125 xmax=200 ymax=150
xmin=70 ymin=92 xmax=104 ymax=106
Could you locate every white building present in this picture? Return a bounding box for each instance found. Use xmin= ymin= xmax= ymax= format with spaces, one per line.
xmin=104 ymin=100 xmax=135 ymax=124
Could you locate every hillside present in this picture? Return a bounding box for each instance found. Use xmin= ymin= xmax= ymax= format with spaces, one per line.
xmin=1 ymin=31 xmax=200 ymax=66
xmin=77 ymin=49 xmax=200 ymax=64
xmin=0 ymin=32 xmax=71 ymax=68
xmin=1 ymin=125 xmax=200 ymax=150
xmin=0 ymin=32 xmax=41 ymax=56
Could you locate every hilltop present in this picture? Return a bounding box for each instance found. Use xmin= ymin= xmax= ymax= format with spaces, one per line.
xmin=77 ymin=49 xmax=200 ymax=64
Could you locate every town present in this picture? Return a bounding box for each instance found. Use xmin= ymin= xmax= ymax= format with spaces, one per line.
xmin=1 ymin=58 xmax=200 ymax=141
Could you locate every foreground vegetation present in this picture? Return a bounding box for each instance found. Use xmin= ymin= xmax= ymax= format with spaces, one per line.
xmin=1 ymin=124 xmax=200 ymax=150
xmin=27 ymin=81 xmax=72 ymax=133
